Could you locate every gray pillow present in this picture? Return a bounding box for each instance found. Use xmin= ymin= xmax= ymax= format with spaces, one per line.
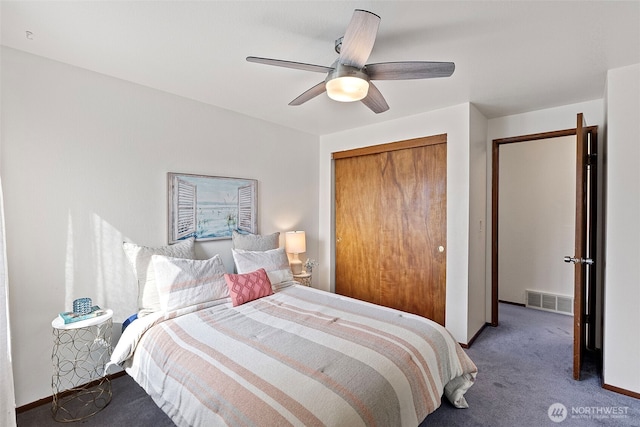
xmin=232 ymin=231 xmax=279 ymax=251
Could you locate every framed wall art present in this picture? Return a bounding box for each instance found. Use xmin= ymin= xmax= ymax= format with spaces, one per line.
xmin=168 ymin=173 xmax=257 ymax=243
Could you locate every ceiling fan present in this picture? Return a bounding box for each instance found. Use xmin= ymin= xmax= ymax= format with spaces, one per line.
xmin=246 ymin=9 xmax=455 ymax=114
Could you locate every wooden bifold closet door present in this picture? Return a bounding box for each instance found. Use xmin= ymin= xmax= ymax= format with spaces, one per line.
xmin=334 ymin=135 xmax=447 ymax=325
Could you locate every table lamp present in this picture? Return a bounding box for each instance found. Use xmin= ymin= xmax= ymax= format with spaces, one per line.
xmin=285 ymin=231 xmax=306 ymax=275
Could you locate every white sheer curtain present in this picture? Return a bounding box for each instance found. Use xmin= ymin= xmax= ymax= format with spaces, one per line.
xmin=0 ymin=180 xmax=16 ymax=426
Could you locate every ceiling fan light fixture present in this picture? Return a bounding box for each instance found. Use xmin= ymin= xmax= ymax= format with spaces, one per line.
xmin=326 ymin=76 xmax=369 ymax=102
xmin=325 ymin=64 xmax=370 ymax=102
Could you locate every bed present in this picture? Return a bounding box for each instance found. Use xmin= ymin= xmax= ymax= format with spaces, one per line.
xmin=112 ymin=238 xmax=477 ymax=426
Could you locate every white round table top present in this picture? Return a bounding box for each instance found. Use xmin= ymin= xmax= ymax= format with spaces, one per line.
xmin=51 ymin=308 xmax=113 ymax=330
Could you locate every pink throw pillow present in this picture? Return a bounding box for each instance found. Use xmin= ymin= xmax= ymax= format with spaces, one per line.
xmin=224 ymin=268 xmax=273 ymax=307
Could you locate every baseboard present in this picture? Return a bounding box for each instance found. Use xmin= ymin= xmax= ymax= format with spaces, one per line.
xmin=603 ymin=383 xmax=640 ymax=400
xmin=15 ymin=371 xmax=127 ymax=414
xmin=498 ymin=299 xmax=526 ymax=307
xmin=460 ymin=322 xmax=489 ymax=349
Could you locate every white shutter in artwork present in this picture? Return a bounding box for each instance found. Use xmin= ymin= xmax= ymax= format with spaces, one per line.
xmin=237 ymin=184 xmax=256 ymax=233
xmin=175 ymin=178 xmax=196 ymax=239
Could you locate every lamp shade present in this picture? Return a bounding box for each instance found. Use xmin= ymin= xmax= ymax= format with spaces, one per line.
xmin=285 ymin=231 xmax=306 ymax=254
xmin=326 ymin=76 xmax=369 ymax=102
xmin=325 ymin=64 xmax=370 ymax=103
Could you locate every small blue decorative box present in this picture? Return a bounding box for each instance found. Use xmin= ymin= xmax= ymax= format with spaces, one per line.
xmin=73 ymin=298 xmax=92 ymax=315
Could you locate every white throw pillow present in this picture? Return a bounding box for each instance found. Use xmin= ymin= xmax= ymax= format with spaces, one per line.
xmin=152 ymin=254 xmax=229 ymax=312
xmin=123 ymin=238 xmax=196 ymax=316
xmin=232 ymin=247 xmax=293 ymax=285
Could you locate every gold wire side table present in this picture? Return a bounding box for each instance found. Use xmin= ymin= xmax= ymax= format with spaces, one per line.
xmin=293 ymin=272 xmax=312 ymax=286
xmin=51 ymin=309 xmax=113 ymax=422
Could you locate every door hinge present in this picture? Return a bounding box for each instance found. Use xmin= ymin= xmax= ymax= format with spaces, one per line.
xmin=587 ymin=153 xmax=597 ymax=166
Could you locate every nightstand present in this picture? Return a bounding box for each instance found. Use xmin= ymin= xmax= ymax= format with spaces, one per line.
xmin=51 ymin=309 xmax=113 ymax=422
xmin=293 ymin=272 xmax=312 ymax=286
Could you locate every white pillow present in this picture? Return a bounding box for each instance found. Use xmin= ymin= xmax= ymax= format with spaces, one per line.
xmin=152 ymin=254 xmax=228 ymax=312
xmin=232 ymin=247 xmax=293 ymax=285
xmin=123 ymin=238 xmax=196 ymax=316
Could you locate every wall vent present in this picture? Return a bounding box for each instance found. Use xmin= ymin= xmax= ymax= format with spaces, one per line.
xmin=526 ymin=290 xmax=573 ymax=316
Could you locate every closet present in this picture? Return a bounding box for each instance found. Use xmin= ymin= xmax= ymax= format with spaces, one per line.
xmin=333 ymin=134 xmax=447 ymax=325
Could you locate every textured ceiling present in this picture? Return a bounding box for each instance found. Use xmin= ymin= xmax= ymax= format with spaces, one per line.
xmin=2 ymin=1 xmax=639 ymax=136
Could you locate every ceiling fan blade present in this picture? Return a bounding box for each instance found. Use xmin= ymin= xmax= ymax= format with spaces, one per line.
xmin=339 ymin=9 xmax=380 ymax=68
xmin=247 ymin=56 xmax=333 ymax=73
xmin=366 ymin=61 xmax=455 ymax=80
xmin=289 ymin=81 xmax=327 ymax=106
xmin=361 ymin=82 xmax=389 ymax=114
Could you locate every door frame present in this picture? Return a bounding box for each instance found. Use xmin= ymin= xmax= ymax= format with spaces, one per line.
xmin=491 ymin=128 xmax=577 ymax=324
xmin=491 ymin=126 xmax=597 ymax=324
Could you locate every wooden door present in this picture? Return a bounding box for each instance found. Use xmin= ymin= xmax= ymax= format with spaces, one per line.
xmin=334 ymin=154 xmax=382 ymax=304
xmin=334 ymin=135 xmax=447 ymax=325
xmin=570 ymin=113 xmax=597 ymax=380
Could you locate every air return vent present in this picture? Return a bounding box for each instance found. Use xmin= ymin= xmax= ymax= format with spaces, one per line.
xmin=526 ymin=290 xmax=573 ymax=316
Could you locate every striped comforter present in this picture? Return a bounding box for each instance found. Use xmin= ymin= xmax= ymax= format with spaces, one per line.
xmin=111 ymin=283 xmax=477 ymax=426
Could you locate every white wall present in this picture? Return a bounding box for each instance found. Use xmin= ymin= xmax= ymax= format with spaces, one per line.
xmin=468 ymin=104 xmax=488 ymax=341
xmin=486 ymin=99 xmax=604 ymax=320
xmin=1 ymin=47 xmax=319 ymax=406
xmin=487 ymin=100 xmax=604 ymax=141
xmin=603 ymin=63 xmax=640 ymax=394
xmin=319 ymin=103 xmax=487 ymax=344
xmin=498 ymin=136 xmax=576 ymax=303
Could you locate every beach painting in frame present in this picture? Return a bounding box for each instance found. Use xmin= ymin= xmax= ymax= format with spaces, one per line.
xmin=168 ymin=173 xmax=257 ymax=243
